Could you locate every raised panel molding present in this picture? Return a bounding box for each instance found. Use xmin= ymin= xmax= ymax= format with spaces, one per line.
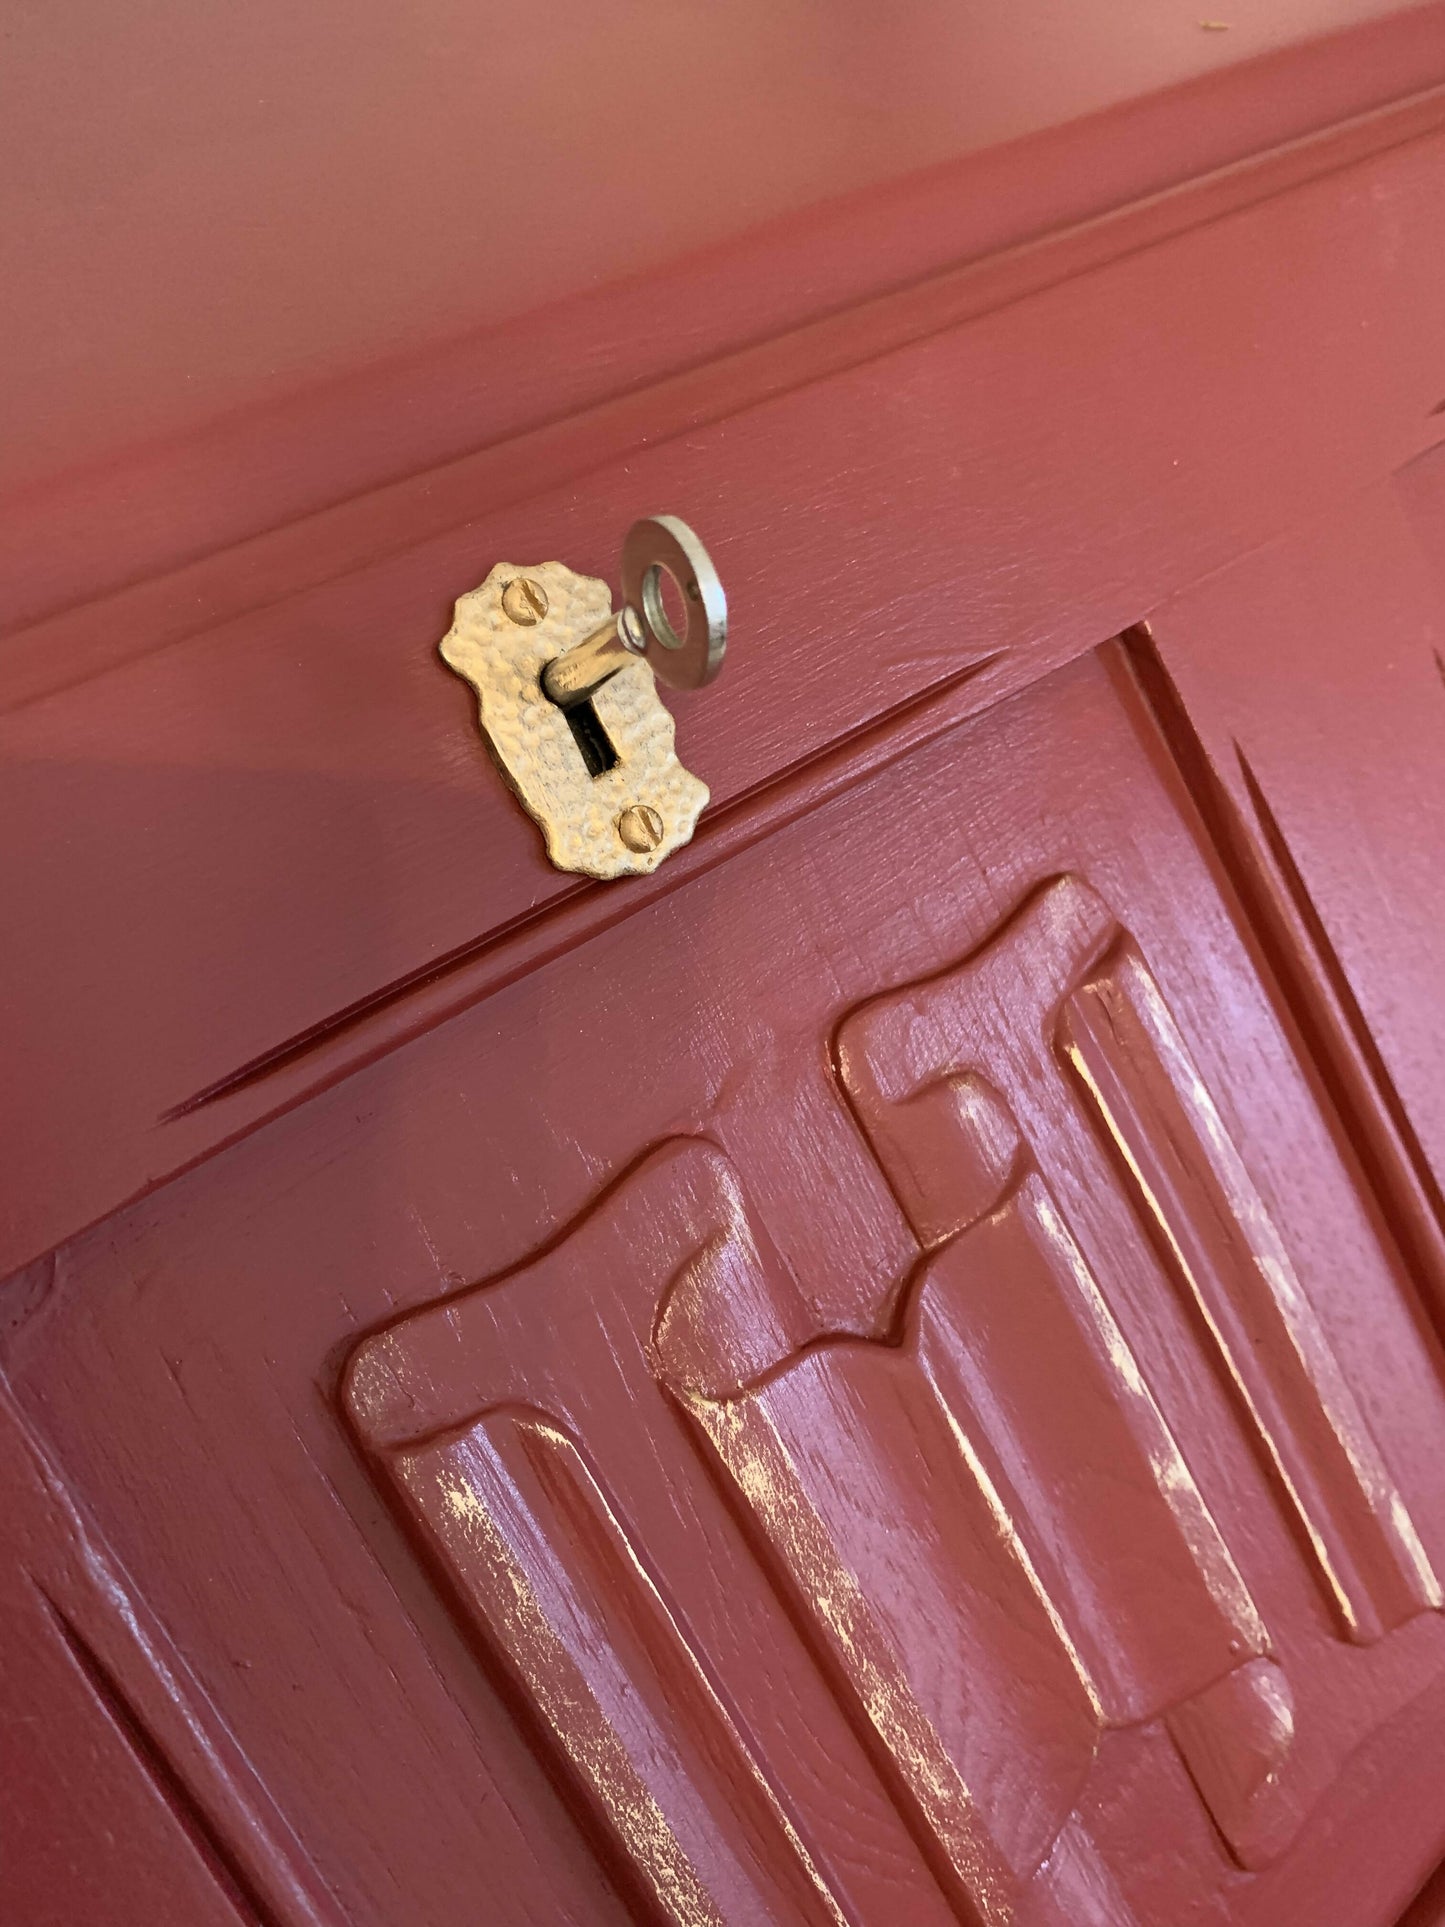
xmin=346 ymin=1141 xmax=1146 ymax=1925
xmin=345 ymin=873 xmax=1444 ymax=1919
xmin=0 ymin=1383 xmax=341 ymax=1927
xmin=659 ymin=1170 xmax=1282 ymax=1886
xmin=839 ymin=875 xmax=1440 ymax=1649
xmin=345 ymin=1143 xmax=959 ymax=1927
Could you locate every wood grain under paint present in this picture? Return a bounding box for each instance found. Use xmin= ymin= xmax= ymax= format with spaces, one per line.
xmin=13 ymin=645 xmax=1445 ymax=1923
xmin=660 ymin=1169 xmax=1281 ymax=1891
xmin=0 ymin=1383 xmax=340 ymax=1927
xmin=346 ymin=1140 xmax=960 ymax=1927
xmin=1111 ymin=625 xmax=1445 ymax=1339
xmin=6 ymin=118 xmax=1445 ymax=1287
xmin=842 ymin=874 xmax=1440 ymax=1652
xmin=1060 ymin=938 xmax=1441 ymax=1642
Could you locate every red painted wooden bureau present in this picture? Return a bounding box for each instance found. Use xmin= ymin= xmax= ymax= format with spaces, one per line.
xmin=5 ymin=5 xmax=1445 ymax=1922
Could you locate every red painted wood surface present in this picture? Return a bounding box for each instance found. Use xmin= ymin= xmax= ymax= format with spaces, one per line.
xmin=6 ymin=6 xmax=1445 ymax=640
xmin=6 ymin=117 xmax=1445 ymax=1280
xmin=9 ymin=646 xmax=1445 ymax=1922
xmin=6 ymin=6 xmax=1445 ymax=1922
xmin=3 ymin=3 xmax=1441 ymax=540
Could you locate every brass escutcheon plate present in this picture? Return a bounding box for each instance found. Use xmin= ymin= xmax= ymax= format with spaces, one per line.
xmin=440 ymin=558 xmax=709 ymax=879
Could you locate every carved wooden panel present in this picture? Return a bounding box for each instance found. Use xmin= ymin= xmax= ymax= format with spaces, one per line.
xmin=0 ymin=1377 xmax=340 ymax=1927
xmin=839 ymin=876 xmax=1440 ymax=1646
xmin=831 ymin=870 xmax=1445 ymax=1877
xmin=345 ymin=1143 xmax=958 ymax=1927
xmin=17 ymin=640 xmax=1445 ymax=1926
xmin=346 ymin=855 xmax=1445 ymax=1920
xmin=347 ymin=1139 xmax=1147 ymax=1925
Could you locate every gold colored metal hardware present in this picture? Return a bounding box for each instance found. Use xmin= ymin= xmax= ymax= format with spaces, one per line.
xmin=439 ymin=519 xmax=726 ymax=880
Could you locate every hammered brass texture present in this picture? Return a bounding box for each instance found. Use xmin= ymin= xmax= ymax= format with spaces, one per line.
xmin=440 ymin=559 xmax=709 ymax=879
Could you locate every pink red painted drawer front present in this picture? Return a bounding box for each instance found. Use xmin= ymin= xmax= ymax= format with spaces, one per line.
xmin=9 ymin=5 xmax=1445 ymax=1919
xmin=9 ymin=641 xmax=1445 ymax=1924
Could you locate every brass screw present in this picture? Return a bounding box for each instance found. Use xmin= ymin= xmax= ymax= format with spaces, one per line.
xmin=617 ymin=804 xmax=664 ymax=853
xmin=501 ymin=577 xmax=549 ymax=625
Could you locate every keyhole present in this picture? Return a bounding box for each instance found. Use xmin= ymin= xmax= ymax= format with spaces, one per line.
xmin=564 ymin=697 xmax=619 ymax=778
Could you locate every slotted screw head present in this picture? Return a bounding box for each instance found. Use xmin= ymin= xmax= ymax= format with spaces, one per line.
xmin=617 ymin=804 xmax=664 ymax=853
xmin=501 ymin=577 xmax=549 ymax=625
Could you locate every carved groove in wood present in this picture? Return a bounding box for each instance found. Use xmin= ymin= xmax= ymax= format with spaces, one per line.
xmin=345 ymin=1144 xmax=925 ymax=1927
xmin=344 ymin=872 xmax=1441 ymax=1920
xmin=837 ymin=873 xmax=1438 ymax=1647
xmin=0 ymin=1384 xmax=339 ymax=1927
